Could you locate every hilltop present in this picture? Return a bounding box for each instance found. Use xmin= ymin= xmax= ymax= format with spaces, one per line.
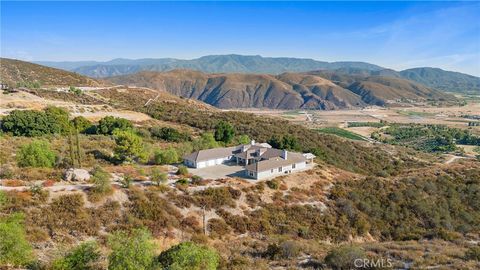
xmin=0 ymin=58 xmax=103 ymax=87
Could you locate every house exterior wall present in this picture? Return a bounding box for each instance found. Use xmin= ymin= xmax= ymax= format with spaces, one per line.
xmin=252 ymin=161 xmax=307 ymax=180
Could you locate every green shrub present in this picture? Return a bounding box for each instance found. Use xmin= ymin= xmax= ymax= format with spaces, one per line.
xmin=91 ymin=166 xmax=112 ymax=196
xmin=153 ymin=147 xmax=179 ymax=165
xmin=51 ymin=241 xmax=101 ymax=270
xmin=176 ymin=165 xmax=188 ymax=176
xmin=150 ymin=168 xmax=167 ymax=186
xmin=150 ymin=126 xmax=190 ymax=142
xmin=233 ymin=134 xmax=251 ymax=145
xmin=324 ymin=246 xmax=365 ymax=270
xmin=0 ymin=213 xmax=33 ymax=267
xmin=264 ymin=241 xmax=300 ymax=260
xmin=214 ymin=121 xmax=235 ymax=144
xmin=191 ymin=175 xmax=203 ymax=185
xmin=192 ymin=132 xmax=219 ymax=151
xmin=120 ymin=175 xmax=133 ymax=188
xmin=68 ymin=86 xmax=83 ymax=95
xmin=96 ymin=116 xmax=133 ymax=135
xmin=465 ymin=246 xmax=480 ymax=261
xmin=266 ymin=179 xmax=279 ymax=190
xmin=268 ymin=135 xmax=300 ymax=151
xmin=176 ymin=178 xmax=189 ymax=185
xmin=17 ymin=140 xmax=56 ymax=168
xmin=113 ymin=129 xmax=147 ymax=163
xmin=107 ymin=229 xmax=155 ymax=270
xmin=72 ymin=116 xmax=92 ymax=133
xmin=157 ymin=242 xmax=219 ymax=270
xmin=1 ymin=107 xmax=71 ymax=136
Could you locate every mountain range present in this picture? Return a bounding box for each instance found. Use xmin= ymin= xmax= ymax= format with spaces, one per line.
xmin=0 ymin=57 xmax=461 ymax=110
xmin=107 ymin=69 xmax=455 ymax=109
xmin=36 ymin=54 xmax=480 ymax=94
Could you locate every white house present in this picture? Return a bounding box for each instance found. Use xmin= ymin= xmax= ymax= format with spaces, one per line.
xmin=183 ymin=140 xmax=315 ymax=180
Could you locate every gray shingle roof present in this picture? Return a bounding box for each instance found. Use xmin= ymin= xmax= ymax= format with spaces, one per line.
xmin=183 ymin=146 xmax=239 ymax=162
xmin=245 ymin=152 xmax=306 ymax=172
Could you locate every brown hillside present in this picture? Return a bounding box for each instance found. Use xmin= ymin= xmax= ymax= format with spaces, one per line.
xmin=108 ymin=69 xmax=455 ymax=110
xmin=0 ymin=58 xmax=102 ymax=87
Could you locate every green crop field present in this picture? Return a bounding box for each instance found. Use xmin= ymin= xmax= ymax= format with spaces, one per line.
xmin=316 ymin=127 xmax=367 ymax=141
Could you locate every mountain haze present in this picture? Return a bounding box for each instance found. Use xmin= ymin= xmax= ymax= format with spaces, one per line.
xmin=37 ymin=54 xmax=384 ymax=78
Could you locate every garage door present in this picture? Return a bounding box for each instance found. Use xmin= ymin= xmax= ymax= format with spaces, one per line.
xmin=197 ymin=162 xmax=206 ymax=168
xmin=207 ymin=160 xmax=216 ymax=166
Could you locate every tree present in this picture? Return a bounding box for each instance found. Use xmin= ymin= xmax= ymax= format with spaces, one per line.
xmin=214 ymin=121 xmax=235 ymax=144
xmin=234 ymin=134 xmax=251 ymax=145
xmin=268 ymin=135 xmax=300 ymax=151
xmin=96 ymin=116 xmax=133 ymax=135
xmin=17 ymin=140 xmax=56 ymax=168
xmin=108 ymin=229 xmax=155 ymax=270
xmin=72 ymin=116 xmax=92 ymax=133
xmin=193 ymin=132 xmax=219 ymax=151
xmin=44 ymin=106 xmax=71 ymax=134
xmin=150 ymin=168 xmax=168 ymax=186
xmin=52 ymin=241 xmax=101 ymax=270
xmin=153 ymin=147 xmax=179 ymax=165
xmin=1 ymin=107 xmax=70 ymax=137
xmin=91 ymin=166 xmax=112 ymax=195
xmin=150 ymin=127 xmax=190 ymax=142
xmin=113 ymin=129 xmax=147 ymax=163
xmin=0 ymin=213 xmax=33 ymax=267
xmin=157 ymin=242 xmax=219 ymax=270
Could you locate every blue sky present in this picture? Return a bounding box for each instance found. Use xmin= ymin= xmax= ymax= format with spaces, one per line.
xmin=1 ymin=1 xmax=479 ymax=76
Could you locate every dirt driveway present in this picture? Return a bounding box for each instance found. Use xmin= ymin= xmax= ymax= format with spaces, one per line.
xmin=188 ymin=163 xmax=246 ymax=180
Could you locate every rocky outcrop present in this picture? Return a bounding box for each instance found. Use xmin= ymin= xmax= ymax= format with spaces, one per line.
xmin=63 ymin=168 xmax=91 ymax=182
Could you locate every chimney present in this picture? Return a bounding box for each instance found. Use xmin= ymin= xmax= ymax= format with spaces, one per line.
xmin=251 ymin=139 xmax=255 ymax=145
xmin=282 ymin=150 xmax=288 ymax=160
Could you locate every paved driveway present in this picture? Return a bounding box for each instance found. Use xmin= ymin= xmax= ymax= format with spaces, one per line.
xmin=188 ymin=163 xmax=246 ymax=179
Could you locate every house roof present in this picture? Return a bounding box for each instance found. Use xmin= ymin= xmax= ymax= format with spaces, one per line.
xmin=245 ymin=152 xmax=306 ymax=172
xmin=303 ymin=153 xmax=316 ymax=159
xmin=183 ymin=146 xmax=239 ymax=163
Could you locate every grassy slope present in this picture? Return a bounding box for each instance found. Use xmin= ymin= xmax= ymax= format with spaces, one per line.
xmin=94 ymin=87 xmax=423 ymax=176
xmin=0 ymin=58 xmax=103 ymax=87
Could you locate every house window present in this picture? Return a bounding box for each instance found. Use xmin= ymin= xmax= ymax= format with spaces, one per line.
xmin=271 ymin=169 xmax=274 ymax=173
xmin=278 ymin=167 xmax=282 ymax=172
xmin=249 ymin=171 xmax=254 ymax=177
xmin=292 ymin=163 xmax=296 ymax=169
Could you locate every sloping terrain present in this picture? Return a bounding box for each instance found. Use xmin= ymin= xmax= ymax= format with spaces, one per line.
xmin=0 ymin=58 xmax=102 ymax=87
xmin=400 ymin=67 xmax=480 ymax=94
xmin=311 ymin=67 xmax=480 ymax=94
xmin=108 ymin=69 xmax=455 ymax=109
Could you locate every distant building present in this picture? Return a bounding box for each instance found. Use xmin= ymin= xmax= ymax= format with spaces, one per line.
xmin=183 ymin=140 xmax=315 ymax=180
